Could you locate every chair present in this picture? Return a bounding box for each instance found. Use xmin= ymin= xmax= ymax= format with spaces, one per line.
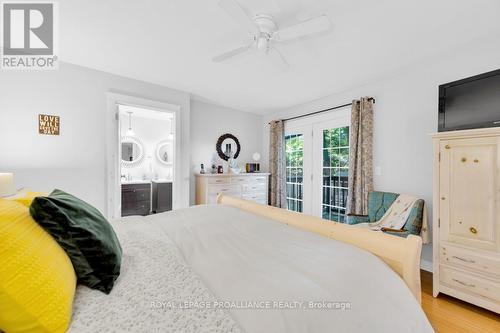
xmin=346 ymin=191 xmax=425 ymax=238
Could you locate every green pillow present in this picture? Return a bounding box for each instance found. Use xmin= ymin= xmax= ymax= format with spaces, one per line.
xmin=29 ymin=189 xmax=122 ymax=294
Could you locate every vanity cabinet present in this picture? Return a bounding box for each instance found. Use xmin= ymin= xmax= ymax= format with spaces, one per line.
xmin=152 ymin=181 xmax=172 ymax=213
xmin=121 ymin=183 xmax=151 ymax=216
xmin=195 ymin=173 xmax=269 ymax=205
xmin=432 ymin=128 xmax=500 ymax=313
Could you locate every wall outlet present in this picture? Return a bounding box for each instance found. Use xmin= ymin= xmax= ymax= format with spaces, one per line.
xmin=375 ymin=166 xmax=382 ymax=176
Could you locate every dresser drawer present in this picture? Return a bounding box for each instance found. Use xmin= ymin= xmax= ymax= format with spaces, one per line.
xmin=242 ymin=183 xmax=266 ymax=193
xmin=232 ymin=176 xmax=250 ymax=184
xmin=208 ymin=184 xmax=240 ymax=195
xmin=440 ymin=265 xmax=500 ymax=303
xmin=253 ymin=176 xmax=267 ymax=183
xmin=207 ymin=177 xmax=230 ymax=185
xmin=242 ymin=193 xmax=267 ymax=204
xmin=441 ymin=243 xmax=500 ymax=278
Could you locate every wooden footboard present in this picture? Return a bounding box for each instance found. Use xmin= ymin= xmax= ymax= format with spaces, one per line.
xmin=217 ymin=194 xmax=423 ymax=304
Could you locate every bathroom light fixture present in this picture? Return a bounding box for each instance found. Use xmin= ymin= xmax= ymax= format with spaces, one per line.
xmin=168 ymin=117 xmax=174 ymax=140
xmin=126 ymin=111 xmax=135 ymax=137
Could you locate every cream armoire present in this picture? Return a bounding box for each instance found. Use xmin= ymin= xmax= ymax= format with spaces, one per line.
xmin=432 ymin=127 xmax=500 ymax=313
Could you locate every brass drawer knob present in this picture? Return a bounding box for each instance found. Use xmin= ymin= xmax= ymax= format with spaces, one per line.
xmin=474 ymin=159 xmax=479 ymax=163
xmin=461 ymin=157 xmax=467 ymax=162
xmin=469 ymin=227 xmax=477 ymax=234
xmin=445 ymin=145 xmax=451 ymax=149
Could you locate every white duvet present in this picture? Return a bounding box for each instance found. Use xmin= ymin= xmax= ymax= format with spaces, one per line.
xmin=71 ymin=204 xmax=433 ymax=333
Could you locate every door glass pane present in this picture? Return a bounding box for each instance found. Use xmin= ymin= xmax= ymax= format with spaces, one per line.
xmin=322 ymin=126 xmax=349 ymax=222
xmin=285 ymin=134 xmax=304 ymax=212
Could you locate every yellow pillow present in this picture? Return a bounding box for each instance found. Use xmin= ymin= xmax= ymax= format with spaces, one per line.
xmin=4 ymin=189 xmax=48 ymax=207
xmin=0 ymin=199 xmax=76 ymax=333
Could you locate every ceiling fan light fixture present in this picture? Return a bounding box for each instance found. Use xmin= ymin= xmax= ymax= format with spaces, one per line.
xmin=256 ymin=35 xmax=269 ymax=51
xmin=214 ymin=0 xmax=332 ymax=68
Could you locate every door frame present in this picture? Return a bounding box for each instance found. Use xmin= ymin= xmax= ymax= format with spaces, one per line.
xmin=105 ymin=92 xmax=182 ymax=219
xmin=312 ymin=117 xmax=350 ymax=218
xmin=284 ymin=107 xmax=350 ymax=218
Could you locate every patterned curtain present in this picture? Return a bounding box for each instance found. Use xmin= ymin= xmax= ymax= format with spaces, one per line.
xmin=347 ymin=97 xmax=374 ymax=215
xmin=269 ymin=120 xmax=286 ymax=208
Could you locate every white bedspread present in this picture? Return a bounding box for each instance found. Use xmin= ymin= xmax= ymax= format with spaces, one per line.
xmin=70 ymin=216 xmax=242 ymax=333
xmin=71 ymin=204 xmax=433 ymax=333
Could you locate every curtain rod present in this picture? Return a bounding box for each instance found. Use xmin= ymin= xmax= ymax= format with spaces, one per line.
xmin=269 ymin=97 xmax=375 ymax=124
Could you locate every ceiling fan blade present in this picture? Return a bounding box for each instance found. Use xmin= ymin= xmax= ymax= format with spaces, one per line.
xmin=268 ymin=46 xmax=289 ymax=70
xmin=218 ymin=0 xmax=258 ymax=34
xmin=275 ymin=15 xmax=331 ymax=41
xmin=213 ymin=44 xmax=253 ymax=63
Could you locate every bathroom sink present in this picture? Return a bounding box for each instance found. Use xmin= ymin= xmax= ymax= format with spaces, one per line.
xmin=121 ymin=180 xmax=151 ymax=185
xmin=151 ymin=179 xmax=172 ymax=183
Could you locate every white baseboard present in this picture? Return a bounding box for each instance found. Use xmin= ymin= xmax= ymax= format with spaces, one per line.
xmin=420 ymin=259 xmax=433 ymax=272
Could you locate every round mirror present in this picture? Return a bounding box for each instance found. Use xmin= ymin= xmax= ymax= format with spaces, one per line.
xmin=121 ymin=136 xmax=144 ymax=167
xmin=216 ymin=133 xmax=240 ymax=161
xmin=156 ymin=140 xmax=173 ymax=166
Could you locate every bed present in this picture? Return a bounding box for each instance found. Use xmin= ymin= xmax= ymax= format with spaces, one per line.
xmin=69 ymin=195 xmax=433 ymax=332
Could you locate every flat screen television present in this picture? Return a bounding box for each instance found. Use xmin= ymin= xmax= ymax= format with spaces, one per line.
xmin=438 ymin=69 xmax=500 ymax=132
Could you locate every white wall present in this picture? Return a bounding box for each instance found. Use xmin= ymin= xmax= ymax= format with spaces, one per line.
xmin=261 ymin=36 xmax=500 ymax=270
xmin=0 ymin=62 xmax=191 ymax=214
xmin=190 ymin=99 xmax=263 ymax=203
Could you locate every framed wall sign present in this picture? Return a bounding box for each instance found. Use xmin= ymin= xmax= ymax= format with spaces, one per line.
xmin=38 ymin=114 xmax=60 ymax=135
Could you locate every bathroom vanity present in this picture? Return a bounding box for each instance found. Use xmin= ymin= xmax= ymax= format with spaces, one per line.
xmin=121 ymin=180 xmax=172 ymax=217
xmin=152 ymin=180 xmax=172 ymax=213
xmin=121 ymin=182 xmax=151 ymax=217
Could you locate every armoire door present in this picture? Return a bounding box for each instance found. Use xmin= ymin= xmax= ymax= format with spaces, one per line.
xmin=439 ymin=137 xmax=500 ymax=251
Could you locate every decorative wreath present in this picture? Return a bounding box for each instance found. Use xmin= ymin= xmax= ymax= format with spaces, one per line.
xmin=216 ymin=133 xmax=240 ymax=161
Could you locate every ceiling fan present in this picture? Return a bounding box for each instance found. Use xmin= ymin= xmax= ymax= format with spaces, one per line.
xmin=213 ymin=0 xmax=331 ymax=68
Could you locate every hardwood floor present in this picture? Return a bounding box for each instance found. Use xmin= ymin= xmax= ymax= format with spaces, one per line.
xmin=421 ymin=270 xmax=500 ymax=332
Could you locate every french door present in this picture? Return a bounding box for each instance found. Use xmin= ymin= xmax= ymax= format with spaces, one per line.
xmin=285 ymin=125 xmax=312 ymax=214
xmin=285 ymin=114 xmax=350 ymax=222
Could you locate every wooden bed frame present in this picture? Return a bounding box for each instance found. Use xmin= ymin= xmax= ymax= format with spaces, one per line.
xmin=217 ymin=194 xmax=423 ymax=303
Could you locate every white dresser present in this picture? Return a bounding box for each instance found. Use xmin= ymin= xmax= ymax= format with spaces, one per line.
xmin=195 ymin=173 xmax=269 ymax=205
xmin=432 ymin=128 xmax=500 ymax=313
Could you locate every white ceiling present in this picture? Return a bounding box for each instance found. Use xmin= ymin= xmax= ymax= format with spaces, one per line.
xmin=60 ymin=0 xmax=500 ymax=113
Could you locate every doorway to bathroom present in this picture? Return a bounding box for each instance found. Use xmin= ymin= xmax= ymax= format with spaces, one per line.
xmin=118 ymin=104 xmax=175 ymax=217
xmin=106 ymin=93 xmax=182 ymax=219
